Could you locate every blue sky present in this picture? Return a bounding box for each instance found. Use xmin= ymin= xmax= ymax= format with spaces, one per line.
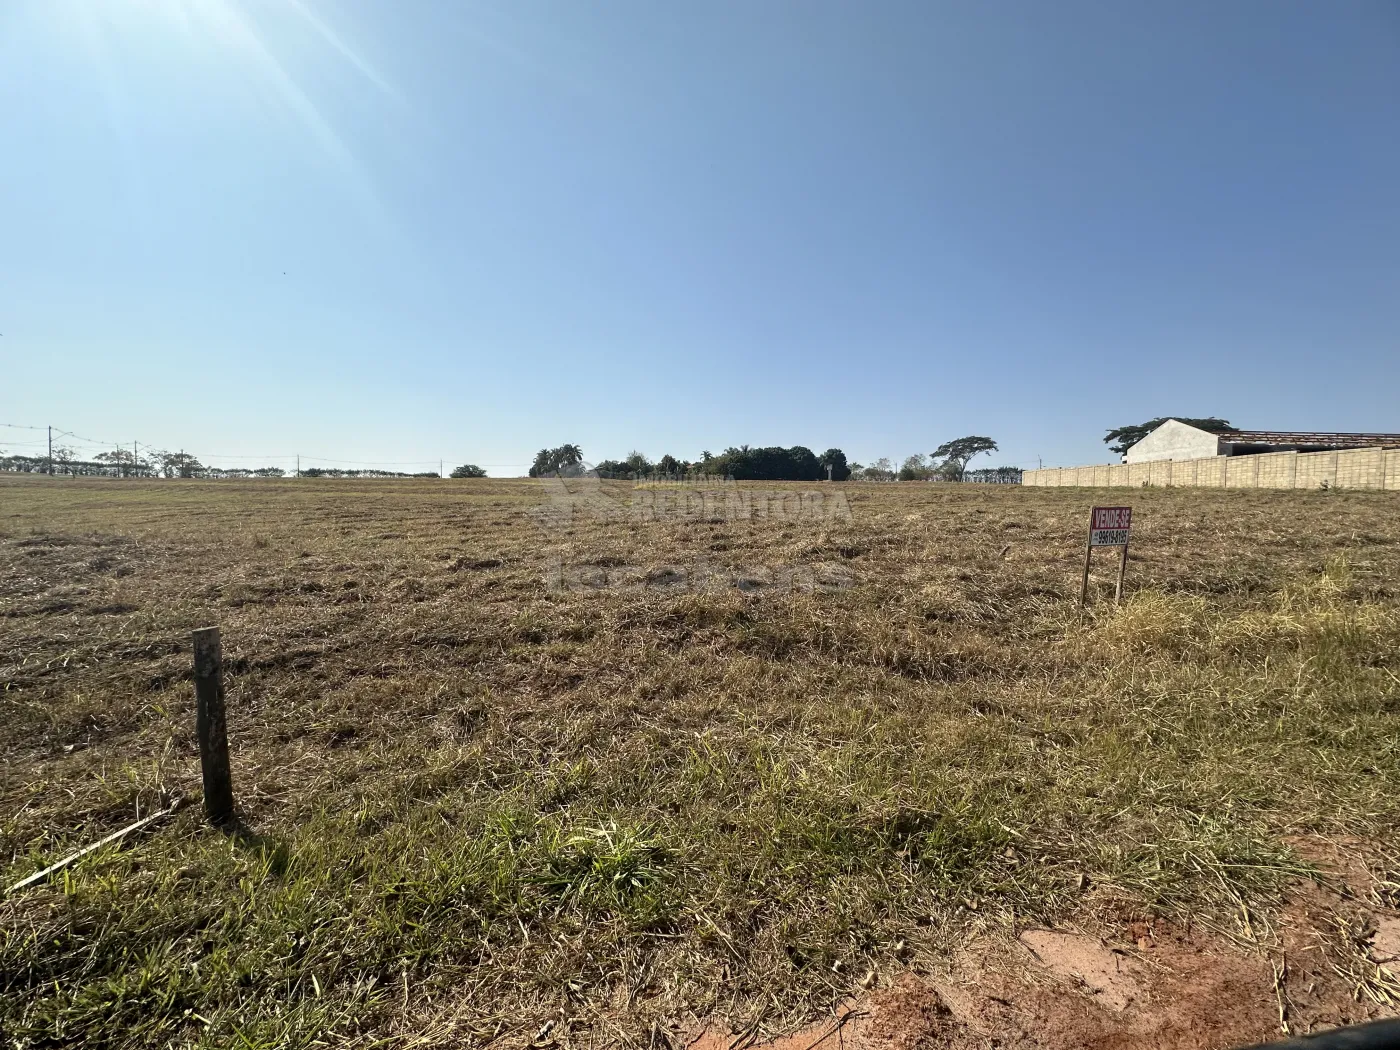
xmin=2 ymin=1 xmax=1397 ymax=475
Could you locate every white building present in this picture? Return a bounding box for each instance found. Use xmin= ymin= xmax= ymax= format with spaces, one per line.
xmin=1124 ymin=420 xmax=1400 ymax=464
xmin=1123 ymin=420 xmax=1225 ymax=463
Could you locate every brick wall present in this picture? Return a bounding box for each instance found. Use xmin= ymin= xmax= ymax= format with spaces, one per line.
xmin=1024 ymin=447 xmax=1400 ymax=490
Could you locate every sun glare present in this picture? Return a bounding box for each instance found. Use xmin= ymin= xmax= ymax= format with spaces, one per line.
xmin=58 ymin=0 xmax=397 ymax=220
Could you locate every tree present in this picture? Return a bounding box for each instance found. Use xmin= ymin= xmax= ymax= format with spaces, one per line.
xmin=94 ymin=449 xmax=135 ymax=476
xmin=1103 ymin=417 xmax=1233 ymax=456
xmin=156 ymin=451 xmax=204 ymax=479
xmin=899 ymin=454 xmax=933 ymax=481
xmin=450 ymin=464 xmax=487 ymax=478
xmin=931 ymin=436 xmax=997 ymax=481
xmin=94 ymin=449 xmax=155 ymax=477
xmin=818 ymin=448 xmax=851 ymax=481
xmin=657 ymin=454 xmax=681 ymax=476
xmin=593 ymin=451 xmax=653 ymax=478
xmin=856 ymin=457 xmax=894 ymax=481
xmin=965 ymin=465 xmax=1023 ymax=483
xmin=705 ymin=446 xmax=822 ymax=481
xmin=591 ymin=453 xmax=638 ymax=477
xmin=530 ymin=445 xmax=588 ymax=477
xmin=529 ymin=445 xmax=585 ymax=477
xmin=933 ymin=458 xmax=964 ymax=481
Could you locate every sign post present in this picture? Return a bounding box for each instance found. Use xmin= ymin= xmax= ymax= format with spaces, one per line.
xmin=1081 ymin=506 xmax=1132 ymax=606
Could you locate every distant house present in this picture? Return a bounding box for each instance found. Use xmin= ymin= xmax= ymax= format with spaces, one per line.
xmin=1124 ymin=420 xmax=1400 ymax=464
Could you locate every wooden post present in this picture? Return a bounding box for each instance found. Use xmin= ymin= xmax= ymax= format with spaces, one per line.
xmin=192 ymin=627 xmax=235 ymax=825
xmin=1080 ymin=540 xmax=1093 ymax=606
xmin=1115 ymin=540 xmax=1129 ymax=605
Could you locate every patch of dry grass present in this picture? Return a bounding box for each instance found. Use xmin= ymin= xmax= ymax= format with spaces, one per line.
xmin=2 ymin=476 xmax=1398 ymax=1046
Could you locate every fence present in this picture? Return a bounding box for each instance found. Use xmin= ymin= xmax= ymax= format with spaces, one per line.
xmin=1022 ymin=447 xmax=1400 ymax=491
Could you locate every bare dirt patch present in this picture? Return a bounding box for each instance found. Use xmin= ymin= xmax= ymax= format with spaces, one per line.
xmin=1372 ymin=919 xmax=1400 ymax=966
xmin=1019 ymin=928 xmax=1143 ymax=1012
xmin=689 ymin=858 xmax=1400 ymax=1050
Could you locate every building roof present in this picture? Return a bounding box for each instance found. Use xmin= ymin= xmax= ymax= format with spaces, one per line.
xmin=1220 ymin=430 xmax=1400 ymax=448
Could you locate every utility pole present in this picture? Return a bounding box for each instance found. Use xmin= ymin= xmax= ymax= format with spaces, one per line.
xmin=295 ymin=453 xmax=299 ymax=477
xmin=47 ymin=425 xmax=52 ymax=476
xmin=134 ymin=441 xmax=139 ymax=477
xmin=440 ymin=459 xmax=443 ymax=478
xmin=827 ymin=464 xmax=833 ymax=482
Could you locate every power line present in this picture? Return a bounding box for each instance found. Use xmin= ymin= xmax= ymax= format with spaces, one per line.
xmin=54 ymin=428 xmax=120 ymax=445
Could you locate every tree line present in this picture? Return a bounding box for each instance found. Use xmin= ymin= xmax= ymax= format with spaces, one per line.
xmin=859 ymin=436 xmax=1001 ymax=481
xmin=0 ymin=448 xmax=458 ymax=479
xmin=527 ymin=436 xmax=1016 ymax=482
xmin=539 ymin=445 xmax=847 ymax=481
xmin=0 ymin=449 xmax=236 ymax=478
xmin=591 ymin=447 xmax=850 ymax=482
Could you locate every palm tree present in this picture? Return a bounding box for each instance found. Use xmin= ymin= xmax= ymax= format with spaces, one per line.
xmin=559 ymin=444 xmax=583 ymax=466
xmin=529 ymin=448 xmax=554 ymax=478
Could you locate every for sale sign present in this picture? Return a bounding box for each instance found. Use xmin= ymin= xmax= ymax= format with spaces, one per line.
xmin=1088 ymin=506 xmax=1132 ymax=547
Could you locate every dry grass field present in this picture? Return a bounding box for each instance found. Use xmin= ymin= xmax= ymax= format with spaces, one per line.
xmin=2 ymin=475 xmax=1399 ymax=1048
